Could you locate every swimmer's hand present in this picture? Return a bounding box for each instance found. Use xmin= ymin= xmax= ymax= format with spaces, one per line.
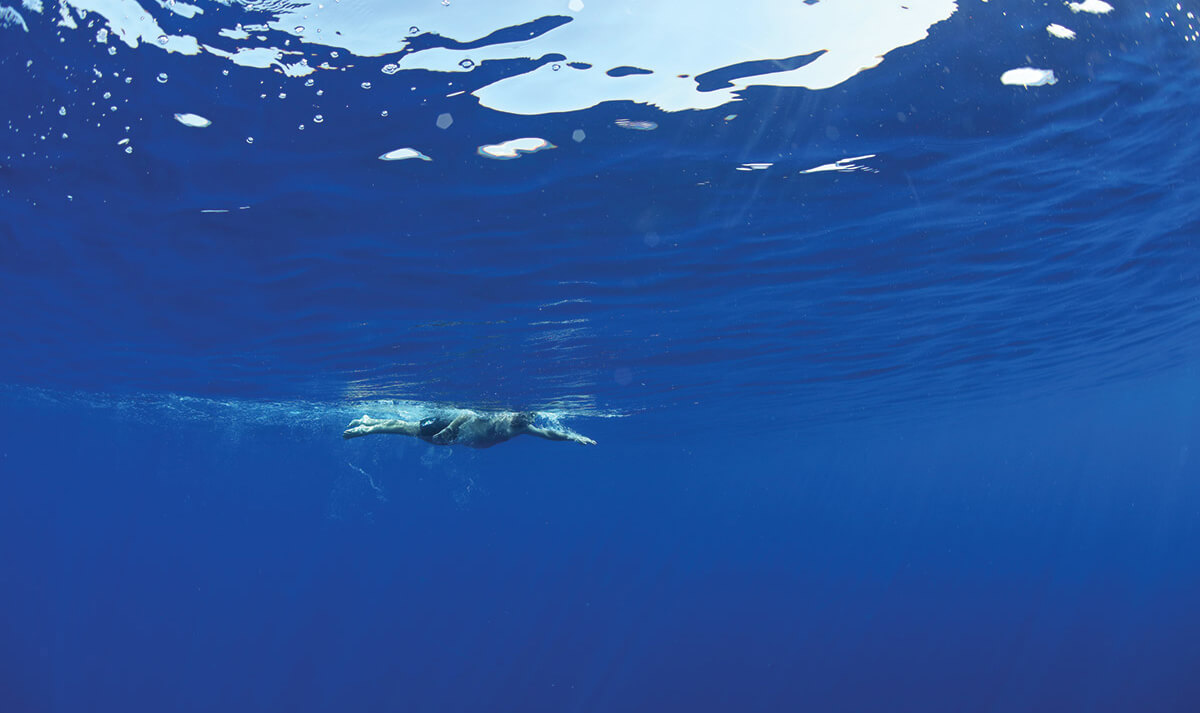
xmin=573 ymin=434 xmax=597 ymax=446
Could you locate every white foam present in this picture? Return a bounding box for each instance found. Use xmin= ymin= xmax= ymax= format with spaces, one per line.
xmin=64 ymin=0 xmax=200 ymax=53
xmin=0 ymin=6 xmax=28 ymax=31
xmin=1067 ymin=0 xmax=1113 ymax=14
xmin=280 ymin=59 xmax=315 ymax=77
xmin=57 ymin=1 xmax=75 ymax=27
xmin=800 ymin=154 xmax=878 ymax=174
xmin=1046 ymin=23 xmax=1077 ymax=39
xmin=477 ymin=137 xmax=555 ymax=159
xmin=1000 ymin=67 xmax=1058 ymax=87
xmin=614 ymin=118 xmax=657 ymax=131
xmin=159 ymin=0 xmax=201 ymax=19
xmin=173 ymin=112 xmax=211 ymax=127
xmin=378 ymin=147 xmax=432 ymax=161
xmin=203 ymin=44 xmax=289 ymax=70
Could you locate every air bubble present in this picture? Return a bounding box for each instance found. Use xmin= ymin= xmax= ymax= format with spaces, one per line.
xmin=298 ymin=124 xmax=305 ymax=130
xmin=294 ymin=25 xmax=305 ymax=32
xmin=157 ymin=35 xmax=168 ymax=45
xmin=108 ymin=46 xmax=117 ymax=55
xmin=361 ymin=81 xmax=372 ymax=89
xmin=222 ymin=70 xmax=229 ymax=76
xmin=246 ymin=137 xmax=254 ymax=144
xmin=124 ymin=77 xmax=132 ymax=84
xmin=157 ymin=73 xmax=168 ymax=83
xmin=316 ymin=89 xmax=324 ymax=96
xmin=58 ymin=106 xmax=66 ymax=116
xmin=436 ymin=113 xmax=453 ymax=129
xmin=124 ymin=146 xmax=133 ymax=154
xmin=381 ymin=63 xmax=400 ymax=75
xmin=459 ymin=59 xmax=474 ymax=69
xmin=552 ymin=64 xmax=561 ymax=71
xmin=380 ymin=110 xmax=389 ymax=117
xmin=331 ymin=51 xmax=339 ymax=58
xmin=409 ymin=25 xmax=419 ymax=33
xmin=103 ymin=91 xmax=111 ymax=99
xmin=305 ymin=78 xmax=314 ymax=87
xmin=314 ymin=114 xmax=324 ymax=123
xmin=278 ymin=92 xmax=287 ymax=99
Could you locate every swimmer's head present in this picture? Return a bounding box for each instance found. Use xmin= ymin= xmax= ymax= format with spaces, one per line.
xmin=512 ymin=411 xmax=536 ymax=429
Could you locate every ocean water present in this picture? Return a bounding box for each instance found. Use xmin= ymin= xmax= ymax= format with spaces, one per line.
xmin=2 ymin=0 xmax=1200 ymax=710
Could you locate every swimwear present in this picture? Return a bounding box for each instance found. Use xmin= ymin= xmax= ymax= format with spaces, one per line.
xmin=418 ymin=415 xmax=455 ymax=440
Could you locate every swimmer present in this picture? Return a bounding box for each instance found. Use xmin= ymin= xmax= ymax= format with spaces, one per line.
xmin=342 ymin=409 xmax=596 ymax=448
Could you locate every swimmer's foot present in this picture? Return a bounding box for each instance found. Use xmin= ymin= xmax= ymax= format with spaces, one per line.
xmin=343 ymin=414 xmax=380 ymax=439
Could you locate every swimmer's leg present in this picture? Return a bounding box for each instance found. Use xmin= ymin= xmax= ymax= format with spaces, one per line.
xmin=343 ymin=415 xmax=421 ymax=439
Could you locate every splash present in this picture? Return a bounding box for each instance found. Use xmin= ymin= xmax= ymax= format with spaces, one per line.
xmin=2 ymin=385 xmax=618 ymax=437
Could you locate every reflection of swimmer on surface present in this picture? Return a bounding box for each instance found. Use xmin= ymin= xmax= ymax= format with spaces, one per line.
xmin=343 ymin=409 xmax=596 ymax=448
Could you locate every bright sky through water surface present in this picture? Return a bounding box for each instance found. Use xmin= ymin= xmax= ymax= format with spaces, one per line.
xmin=4 ymin=0 xmax=1200 ymax=420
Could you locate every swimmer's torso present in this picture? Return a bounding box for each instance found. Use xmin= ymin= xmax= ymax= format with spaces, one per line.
xmin=418 ymin=410 xmax=518 ymax=448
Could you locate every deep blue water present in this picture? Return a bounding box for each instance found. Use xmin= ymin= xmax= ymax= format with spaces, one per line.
xmin=3 ymin=0 xmax=1200 ymax=710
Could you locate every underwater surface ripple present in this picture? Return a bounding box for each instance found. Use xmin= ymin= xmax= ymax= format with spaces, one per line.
xmin=1 ymin=1 xmax=1198 ymax=428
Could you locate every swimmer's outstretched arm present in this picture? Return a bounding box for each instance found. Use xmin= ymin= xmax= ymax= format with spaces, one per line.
xmin=343 ymin=415 xmax=420 ymax=439
xmin=524 ymin=424 xmax=597 ymax=446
